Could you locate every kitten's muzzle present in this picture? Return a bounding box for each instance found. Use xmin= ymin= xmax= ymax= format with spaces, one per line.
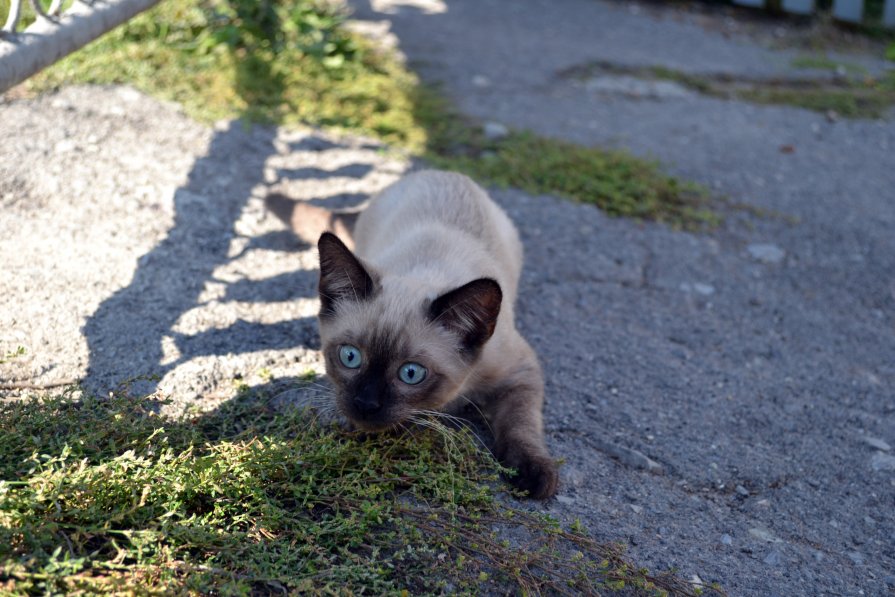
xmin=351 ymin=380 xmax=384 ymax=418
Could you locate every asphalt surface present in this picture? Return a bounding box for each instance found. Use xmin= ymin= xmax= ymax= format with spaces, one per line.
xmin=1 ymin=1 xmax=894 ymax=594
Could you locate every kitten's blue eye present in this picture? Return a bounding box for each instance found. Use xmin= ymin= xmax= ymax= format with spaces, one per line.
xmin=398 ymin=362 xmax=427 ymax=385
xmin=339 ymin=345 xmax=362 ymax=369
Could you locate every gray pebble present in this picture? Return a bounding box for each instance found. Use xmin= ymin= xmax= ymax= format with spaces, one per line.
xmin=859 ymin=436 xmax=892 ymax=452
xmin=693 ymin=282 xmax=715 ymax=296
xmin=747 ymin=243 xmax=786 ymax=264
xmin=472 ymin=74 xmax=491 ymax=88
xmin=847 ymin=551 xmax=864 ymax=566
xmin=763 ymin=550 xmax=782 ymax=566
xmin=720 ymin=533 xmax=733 ymax=546
xmin=555 ymin=495 xmax=575 ymax=505
xmin=870 ymin=452 xmax=895 ymax=472
xmin=483 ymin=121 xmax=509 ymax=140
xmin=563 ymin=466 xmax=586 ymax=488
xmin=749 ymin=527 xmax=781 ymax=543
xmin=735 ymin=484 xmax=750 ymax=497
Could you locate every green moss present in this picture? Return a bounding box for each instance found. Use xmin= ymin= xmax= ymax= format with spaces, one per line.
xmin=0 ymin=389 xmax=711 ymax=595
xmin=412 ymin=88 xmax=717 ymax=229
xmin=24 ymin=1 xmax=425 ymax=149
xmin=738 ymin=85 xmax=895 ymax=117
xmin=790 ymin=55 xmax=869 ymax=74
xmin=565 ymin=60 xmax=895 ymax=120
xmin=650 ymin=66 xmax=895 ymax=119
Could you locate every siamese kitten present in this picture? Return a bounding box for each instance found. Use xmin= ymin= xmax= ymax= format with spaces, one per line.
xmin=266 ymin=170 xmax=558 ymax=499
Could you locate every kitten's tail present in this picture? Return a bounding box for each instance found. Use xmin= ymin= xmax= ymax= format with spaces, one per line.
xmin=265 ymin=193 xmax=362 ymax=248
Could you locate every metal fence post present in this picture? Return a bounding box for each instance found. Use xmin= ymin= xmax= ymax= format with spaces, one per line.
xmin=0 ymin=0 xmax=162 ymax=94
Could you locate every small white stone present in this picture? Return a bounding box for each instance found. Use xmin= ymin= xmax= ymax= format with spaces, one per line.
xmin=629 ymin=504 xmax=643 ymax=514
xmin=871 ymin=452 xmax=895 ymax=472
xmin=472 ymin=74 xmax=491 ymax=88
xmin=556 ymin=495 xmax=575 ymax=505
xmin=693 ymin=283 xmax=715 ymax=296
xmin=859 ymin=436 xmax=891 ymax=452
xmin=483 ymin=121 xmax=509 ymax=139
xmin=54 ymin=139 xmax=77 ymax=153
xmin=749 ymin=527 xmax=781 ymax=543
xmin=747 ymin=243 xmax=786 ymax=264
xmin=116 ymin=87 xmax=142 ymax=102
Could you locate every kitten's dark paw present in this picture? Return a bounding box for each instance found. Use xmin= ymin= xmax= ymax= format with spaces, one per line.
xmin=497 ymin=447 xmax=559 ymax=500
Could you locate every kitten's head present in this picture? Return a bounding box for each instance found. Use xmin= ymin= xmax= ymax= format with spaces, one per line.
xmin=316 ymin=233 xmax=501 ymax=430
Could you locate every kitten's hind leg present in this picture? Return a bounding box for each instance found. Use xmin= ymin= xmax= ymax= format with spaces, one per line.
xmin=486 ymin=347 xmax=559 ymax=499
xmin=265 ymin=193 xmax=361 ymax=248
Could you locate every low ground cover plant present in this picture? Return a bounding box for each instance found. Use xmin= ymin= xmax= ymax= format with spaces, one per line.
xmin=0 ymin=388 xmax=712 ymax=594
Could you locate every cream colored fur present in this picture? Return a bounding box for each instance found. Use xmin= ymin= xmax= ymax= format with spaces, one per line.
xmin=267 ymin=170 xmax=558 ymax=498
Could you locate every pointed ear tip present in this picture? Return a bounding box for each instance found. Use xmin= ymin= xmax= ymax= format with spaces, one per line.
xmin=318 ymin=232 xmax=349 ymax=254
xmin=478 ymin=278 xmax=503 ymax=300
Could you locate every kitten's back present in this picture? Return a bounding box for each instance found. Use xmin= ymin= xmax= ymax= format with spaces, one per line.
xmin=353 ymin=171 xmax=523 ymax=300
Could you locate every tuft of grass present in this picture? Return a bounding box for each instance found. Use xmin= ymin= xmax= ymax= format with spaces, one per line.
xmin=0 ymin=388 xmax=716 ymax=595
xmin=737 ymin=83 xmax=895 ymax=117
xmin=412 ymin=88 xmax=718 ymax=229
xmin=0 ymin=347 xmax=26 ymax=365
xmin=15 ymin=0 xmax=716 ymax=229
xmin=563 ymin=61 xmax=895 ymax=119
xmin=23 ymin=0 xmax=425 ymax=149
xmin=790 ymin=55 xmax=869 ymax=74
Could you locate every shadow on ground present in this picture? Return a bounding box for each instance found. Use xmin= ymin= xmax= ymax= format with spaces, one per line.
xmin=79 ymin=117 xmax=392 ymax=398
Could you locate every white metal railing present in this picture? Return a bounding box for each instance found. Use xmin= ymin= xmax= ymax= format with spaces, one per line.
xmin=0 ymin=0 xmax=161 ymax=94
xmin=732 ymin=0 xmax=895 ymax=26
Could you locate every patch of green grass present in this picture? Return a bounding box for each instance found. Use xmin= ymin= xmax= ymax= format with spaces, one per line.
xmin=0 ymin=347 xmax=26 ymax=365
xmin=790 ymin=55 xmax=869 ymax=74
xmin=0 ymin=389 xmax=714 ymax=595
xmin=412 ymin=88 xmax=718 ymax=229
xmin=24 ymin=1 xmax=425 ymax=149
xmin=564 ymin=61 xmax=895 ymax=119
xmin=649 ymin=66 xmax=895 ymax=118
xmin=17 ymin=0 xmax=716 ymax=229
xmin=738 ymin=84 xmax=895 ymax=117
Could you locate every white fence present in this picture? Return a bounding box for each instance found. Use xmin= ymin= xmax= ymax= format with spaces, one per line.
xmin=733 ymin=0 xmax=895 ymax=26
xmin=0 ymin=0 xmax=161 ymax=94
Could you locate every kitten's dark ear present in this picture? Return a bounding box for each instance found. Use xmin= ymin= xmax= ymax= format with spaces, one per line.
xmin=429 ymin=278 xmax=502 ymax=353
xmin=317 ymin=232 xmax=375 ymax=318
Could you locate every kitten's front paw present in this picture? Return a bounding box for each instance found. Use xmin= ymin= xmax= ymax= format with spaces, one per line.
xmin=497 ymin=445 xmax=559 ymax=500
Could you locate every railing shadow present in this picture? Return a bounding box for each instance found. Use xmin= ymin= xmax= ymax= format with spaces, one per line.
xmin=82 ymin=120 xmax=294 ymax=396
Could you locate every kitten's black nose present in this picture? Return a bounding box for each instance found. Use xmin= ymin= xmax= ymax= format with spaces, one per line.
xmin=353 ymin=382 xmax=383 ymax=417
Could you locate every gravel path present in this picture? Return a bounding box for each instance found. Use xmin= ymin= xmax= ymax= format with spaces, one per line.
xmin=2 ymin=1 xmax=895 ymax=594
xmin=0 ymin=86 xmax=407 ymax=407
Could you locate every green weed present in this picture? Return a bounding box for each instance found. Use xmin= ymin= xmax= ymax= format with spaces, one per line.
xmin=0 ymin=347 xmax=26 ymax=365
xmin=563 ymin=61 xmax=895 ymax=119
xmin=0 ymin=389 xmax=713 ymax=595
xmin=790 ymin=55 xmax=869 ymax=74
xmin=412 ymin=88 xmax=717 ymax=229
